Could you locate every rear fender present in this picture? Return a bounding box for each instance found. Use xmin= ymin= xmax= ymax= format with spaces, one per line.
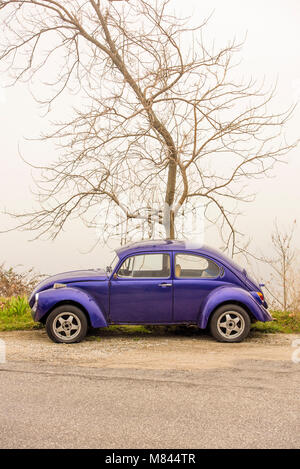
xmin=199 ymin=286 xmax=272 ymax=329
xmin=33 ymin=287 xmax=108 ymax=328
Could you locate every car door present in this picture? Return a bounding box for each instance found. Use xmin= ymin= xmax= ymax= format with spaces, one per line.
xmin=173 ymin=252 xmax=226 ymax=323
xmin=109 ymin=252 xmax=173 ymax=324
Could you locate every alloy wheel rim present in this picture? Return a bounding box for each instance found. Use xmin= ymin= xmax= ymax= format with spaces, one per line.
xmin=53 ymin=312 xmax=81 ymax=341
xmin=217 ymin=311 xmax=245 ymax=339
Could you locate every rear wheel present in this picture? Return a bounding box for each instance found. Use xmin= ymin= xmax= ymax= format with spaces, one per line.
xmin=46 ymin=305 xmax=88 ymax=344
xmin=209 ymin=304 xmax=250 ymax=343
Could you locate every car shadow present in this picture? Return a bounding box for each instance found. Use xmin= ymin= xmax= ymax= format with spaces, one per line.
xmin=86 ymin=324 xmax=211 ymax=340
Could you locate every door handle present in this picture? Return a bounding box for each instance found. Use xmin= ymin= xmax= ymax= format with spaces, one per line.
xmin=158 ymin=283 xmax=172 ymax=287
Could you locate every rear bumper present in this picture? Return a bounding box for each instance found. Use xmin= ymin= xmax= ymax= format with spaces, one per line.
xmin=257 ymin=304 xmax=273 ymax=322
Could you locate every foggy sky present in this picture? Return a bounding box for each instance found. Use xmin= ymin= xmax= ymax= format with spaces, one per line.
xmin=0 ymin=0 xmax=299 ymax=276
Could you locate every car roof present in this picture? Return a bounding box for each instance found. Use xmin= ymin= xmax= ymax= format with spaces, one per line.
xmin=115 ymin=239 xmax=238 ymax=270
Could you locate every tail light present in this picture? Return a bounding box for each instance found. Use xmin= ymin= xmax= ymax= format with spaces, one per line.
xmin=257 ymin=291 xmax=264 ymax=302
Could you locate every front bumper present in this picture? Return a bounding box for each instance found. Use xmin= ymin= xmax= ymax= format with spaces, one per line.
xmin=30 ymin=293 xmax=39 ymax=320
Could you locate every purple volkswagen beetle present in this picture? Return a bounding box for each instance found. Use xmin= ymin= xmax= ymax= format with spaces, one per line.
xmin=29 ymin=240 xmax=272 ymax=344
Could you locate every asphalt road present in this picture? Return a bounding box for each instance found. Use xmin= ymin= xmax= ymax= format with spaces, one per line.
xmin=0 ymin=330 xmax=299 ymax=448
xmin=0 ymin=358 xmax=299 ymax=448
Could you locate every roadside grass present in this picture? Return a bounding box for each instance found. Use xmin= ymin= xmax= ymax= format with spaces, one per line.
xmin=251 ymin=310 xmax=300 ymax=334
xmin=0 ymin=296 xmax=300 ymax=334
xmin=0 ymin=296 xmax=42 ymax=331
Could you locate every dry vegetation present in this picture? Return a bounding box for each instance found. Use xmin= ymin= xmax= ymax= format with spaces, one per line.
xmin=0 ymin=263 xmax=42 ymax=297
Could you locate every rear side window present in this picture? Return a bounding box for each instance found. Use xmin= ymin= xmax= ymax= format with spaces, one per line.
xmin=117 ymin=253 xmax=170 ymax=278
xmin=175 ymin=253 xmax=220 ymax=279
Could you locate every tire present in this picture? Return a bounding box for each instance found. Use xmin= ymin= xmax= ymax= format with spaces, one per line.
xmin=209 ymin=304 xmax=251 ymax=343
xmin=45 ymin=305 xmax=88 ymax=344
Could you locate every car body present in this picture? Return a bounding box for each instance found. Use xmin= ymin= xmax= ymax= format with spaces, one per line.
xmin=29 ymin=239 xmax=272 ymax=343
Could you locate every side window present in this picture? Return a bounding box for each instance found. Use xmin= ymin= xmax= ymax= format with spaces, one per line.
xmin=117 ymin=253 xmax=170 ymax=279
xmin=175 ymin=253 xmax=220 ymax=279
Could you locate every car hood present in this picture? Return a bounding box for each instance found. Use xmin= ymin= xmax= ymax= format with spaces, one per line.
xmin=29 ymin=269 xmax=107 ymax=305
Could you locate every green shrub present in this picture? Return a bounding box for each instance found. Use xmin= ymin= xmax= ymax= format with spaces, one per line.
xmin=0 ymin=296 xmax=42 ymax=331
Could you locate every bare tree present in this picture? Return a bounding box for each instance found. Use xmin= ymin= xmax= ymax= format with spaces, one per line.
xmin=261 ymin=221 xmax=297 ymax=311
xmin=0 ymin=0 xmax=297 ymax=251
xmin=287 ymin=267 xmax=300 ymax=313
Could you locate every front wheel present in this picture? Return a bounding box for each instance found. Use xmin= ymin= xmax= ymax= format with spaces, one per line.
xmin=45 ymin=305 xmax=88 ymax=344
xmin=209 ymin=304 xmax=251 ymax=343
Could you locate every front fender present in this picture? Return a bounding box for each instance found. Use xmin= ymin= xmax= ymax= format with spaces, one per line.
xmin=199 ymin=286 xmax=272 ymax=329
xmin=33 ymin=287 xmax=108 ymax=328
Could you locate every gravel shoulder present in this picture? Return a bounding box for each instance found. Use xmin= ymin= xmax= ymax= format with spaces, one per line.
xmin=1 ymin=328 xmax=298 ymax=370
